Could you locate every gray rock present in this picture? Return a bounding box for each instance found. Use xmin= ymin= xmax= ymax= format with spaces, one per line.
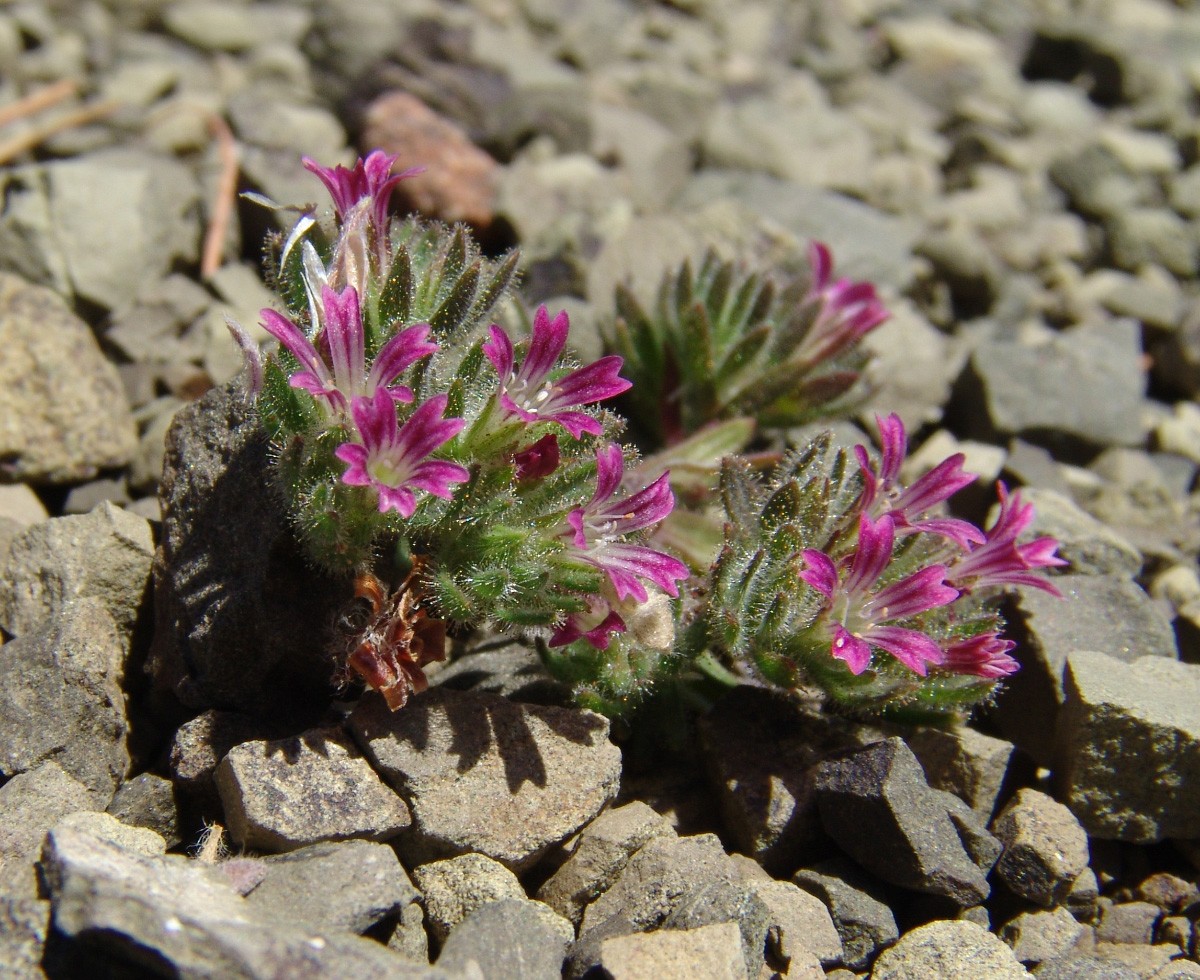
xmin=216 ymin=727 xmax=412 ymax=852
xmin=906 ymin=725 xmax=1023 ymax=817
xmin=52 ymin=811 xmax=166 ymax=857
xmin=677 ymin=171 xmax=919 ymax=291
xmin=227 ymin=89 xmax=346 ymax=160
xmin=163 ymin=2 xmax=311 ymax=52
xmin=0 ymin=484 xmax=47 ymax=528
xmin=590 ymin=103 xmax=692 ymax=213
xmin=149 ymin=380 xmax=352 ymax=715
xmin=1000 ymin=907 xmax=1088 ymax=965
xmin=813 ymin=737 xmax=997 ymax=906
xmin=1095 ymin=902 xmax=1160 ymax=945
xmin=1050 ymin=145 xmax=1145 ymax=219
xmin=662 ymin=874 xmax=772 ymax=980
xmin=597 ymin=921 xmax=749 ymax=980
xmin=702 ymin=96 xmax=873 ymax=195
xmin=995 ymin=575 xmax=1178 ymax=766
xmin=0 ymin=501 xmax=153 ymax=641
xmin=246 ymin=840 xmax=417 ymax=935
xmin=412 ymin=852 xmax=526 ymax=945
xmin=47 ymin=150 xmax=200 ymax=311
xmin=870 ymin=919 xmax=1031 ymax=979
xmin=1021 ymin=489 xmax=1142 ymax=577
xmin=1106 ymin=208 xmax=1199 ymax=278
xmin=1033 ymin=955 xmax=1141 ymax=980
xmin=107 ymin=773 xmax=183 ymax=849
xmin=0 ymin=274 xmax=137 ymax=483
xmin=0 ymin=762 xmax=92 ymax=899
xmin=0 ymin=897 xmax=49 ymax=980
xmin=42 ymin=822 xmax=451 ymax=978
xmin=1054 ymin=650 xmax=1200 ymax=842
xmin=991 ymin=789 xmax=1090 ymax=907
xmin=536 ymin=801 xmax=676 ymax=926
xmin=170 ymin=708 xmax=294 ymax=805
xmin=958 ymin=318 xmax=1146 ymax=449
xmin=745 ymin=878 xmax=843 ymax=970
xmin=696 ymin=685 xmax=870 ymax=875
xmin=436 ymin=899 xmax=572 ymax=980
xmin=0 ymin=599 xmax=129 ymax=801
xmin=792 ymin=859 xmax=898 ymax=971
xmin=350 ymin=688 xmax=620 ymax=872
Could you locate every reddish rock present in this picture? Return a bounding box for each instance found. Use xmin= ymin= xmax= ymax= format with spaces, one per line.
xmin=362 ymin=91 xmax=498 ymax=229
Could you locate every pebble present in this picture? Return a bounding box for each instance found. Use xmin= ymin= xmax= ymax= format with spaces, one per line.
xmin=793 ymin=858 xmax=899 ymax=972
xmin=436 ymin=898 xmax=573 ymax=980
xmin=990 ymin=789 xmax=1091 ymax=907
xmin=412 ymin=852 xmax=527 ymax=944
xmin=597 ymin=921 xmax=750 ymax=980
xmin=0 ymin=762 xmax=92 ymax=899
xmin=215 ymin=727 xmax=413 ymax=852
xmin=869 ymin=919 xmax=1032 ymax=979
xmin=0 ymin=274 xmax=137 ymax=483
xmin=350 ymin=688 xmax=621 ymax=871
xmin=1055 ymin=650 xmax=1200 ymax=843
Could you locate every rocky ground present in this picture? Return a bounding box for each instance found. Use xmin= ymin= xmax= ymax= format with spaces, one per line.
xmin=1 ymin=0 xmax=1200 ymax=977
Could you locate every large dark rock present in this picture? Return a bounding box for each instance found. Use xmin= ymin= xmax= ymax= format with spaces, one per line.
xmin=147 ymin=379 xmax=351 ymax=719
xmin=813 ymin=737 xmax=998 ymax=906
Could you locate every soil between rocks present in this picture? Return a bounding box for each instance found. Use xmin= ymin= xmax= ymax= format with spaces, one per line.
xmin=1 ymin=1 xmax=1200 ymax=978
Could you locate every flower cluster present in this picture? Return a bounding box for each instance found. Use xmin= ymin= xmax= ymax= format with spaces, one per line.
xmin=799 ymin=413 xmax=1064 ymax=682
xmin=242 ymin=150 xmax=691 ymax=707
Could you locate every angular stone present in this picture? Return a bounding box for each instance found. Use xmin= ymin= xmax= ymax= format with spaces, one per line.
xmin=996 ymin=575 xmax=1178 ymax=766
xmin=0 ymin=897 xmax=49 ymax=980
xmin=0 ymin=762 xmax=92 ymax=899
xmin=0 ymin=273 xmax=137 ymax=483
xmin=41 ymin=822 xmax=450 ymax=978
xmin=870 ymin=919 xmax=1031 ymax=979
xmin=598 ymin=921 xmax=748 ymax=980
xmin=662 ymin=872 xmax=772 ymax=979
xmin=0 ymin=501 xmax=153 ymax=641
xmin=991 ymin=789 xmax=1090 ymax=906
xmin=150 ymin=380 xmax=352 ymax=715
xmin=792 ymin=859 xmax=898 ymax=972
xmin=813 ymin=737 xmax=996 ymax=906
xmin=1054 ymin=650 xmax=1200 ymax=842
xmin=1107 ymin=208 xmax=1199 ymax=278
xmin=746 ymin=878 xmax=843 ymax=970
xmin=696 ymin=686 xmax=872 ymax=875
xmin=350 ymin=688 xmax=620 ymax=871
xmin=1033 ymin=954 xmax=1141 ymax=980
xmin=999 ymin=906 xmax=1087 ymax=965
xmin=536 ymin=801 xmax=675 ymax=926
xmin=906 ymin=725 xmax=1023 ymax=817
xmin=412 ymin=852 xmax=526 ymax=945
xmin=428 ymin=641 xmax=570 ymax=706
xmin=52 ymin=811 xmax=166 ymax=858
xmin=958 ymin=318 xmax=1145 ymax=448
xmin=1095 ymin=902 xmax=1160 ymax=945
xmin=216 ymin=727 xmax=412 ymax=852
xmin=436 ymin=899 xmax=572 ymax=980
xmin=246 ymin=840 xmax=417 ymax=935
xmin=0 ymin=599 xmax=129 ymax=801
xmin=107 ymin=773 xmax=183 ymax=850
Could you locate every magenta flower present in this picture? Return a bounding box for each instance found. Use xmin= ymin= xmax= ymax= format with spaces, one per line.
xmin=799 ymin=514 xmax=958 ymax=676
xmin=562 ymin=444 xmax=689 ymax=604
xmin=512 ymin=434 xmax=560 ymax=481
xmin=549 ymin=595 xmax=627 ymax=650
xmin=303 ymin=150 xmax=421 ymax=233
xmin=947 ymin=483 xmax=1066 ymax=596
xmin=483 ymin=305 xmax=632 ymax=439
xmin=795 ymin=241 xmax=890 ymax=365
xmin=260 ymin=285 xmax=436 ymax=414
xmin=942 ymin=632 xmax=1019 ymax=679
xmin=335 ymin=391 xmax=470 ymax=517
xmin=855 ymin=413 xmax=984 ymax=549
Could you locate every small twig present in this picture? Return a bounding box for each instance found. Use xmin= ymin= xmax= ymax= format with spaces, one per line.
xmin=201 ymin=112 xmax=239 ymax=280
xmin=0 ymin=98 xmax=119 ymax=166
xmin=0 ymin=79 xmax=78 ymax=128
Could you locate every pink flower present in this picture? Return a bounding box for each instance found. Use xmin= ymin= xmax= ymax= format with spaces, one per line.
xmin=302 ymin=150 xmax=421 ymax=233
xmin=512 ymin=434 xmax=561 ymax=481
xmin=563 ymin=444 xmax=689 ymax=605
xmin=942 ymin=632 xmax=1020 ymax=679
xmin=855 ymin=413 xmax=985 ymax=549
xmin=548 ymin=595 xmax=627 ymax=650
xmin=794 ymin=241 xmax=890 ymax=366
xmin=483 ymin=305 xmax=632 ymax=439
xmin=260 ymin=285 xmax=436 ymax=414
xmin=799 ymin=514 xmax=958 ymax=676
xmin=335 ymin=391 xmax=470 ymax=517
xmin=947 ymin=483 xmax=1066 ymax=595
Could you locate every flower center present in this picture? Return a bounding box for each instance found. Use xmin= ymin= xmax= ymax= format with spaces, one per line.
xmin=367 ymin=455 xmax=410 ymax=489
xmin=507 ymin=373 xmax=554 ymax=414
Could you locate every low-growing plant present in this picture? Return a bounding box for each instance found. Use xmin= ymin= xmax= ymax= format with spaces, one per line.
xmin=229 ymin=151 xmax=1062 ymax=724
